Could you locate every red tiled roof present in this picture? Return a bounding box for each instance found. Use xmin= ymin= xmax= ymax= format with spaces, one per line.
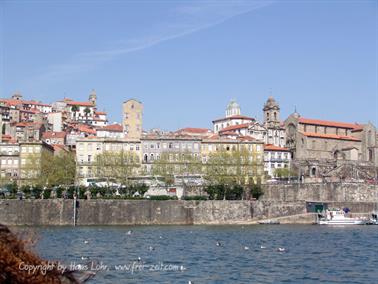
xmin=298 ymin=118 xmax=360 ymax=129
xmin=94 ymin=111 xmax=107 ymax=115
xmin=212 ymin=115 xmax=255 ymax=123
xmin=238 ymin=135 xmax=256 ymax=141
xmin=219 ymin=123 xmax=251 ymax=132
xmin=20 ymin=108 xmax=41 ymax=114
xmin=176 ymin=127 xmax=211 ymax=134
xmin=264 ymin=144 xmax=290 ymax=151
xmin=207 ymin=134 xmax=220 ymax=140
xmin=76 ymin=124 xmax=96 ymax=134
xmin=42 ymin=131 xmax=66 ymax=139
xmin=22 ymin=100 xmax=51 ymax=107
xmin=0 ymin=98 xmax=22 ymax=107
xmin=219 ymin=131 xmax=239 ymax=136
xmin=300 ymin=132 xmax=361 ymax=142
xmin=67 ymin=101 xmax=94 ymax=107
xmin=351 ymin=125 xmax=364 ymax=132
xmin=99 ymin=124 xmax=123 ymax=132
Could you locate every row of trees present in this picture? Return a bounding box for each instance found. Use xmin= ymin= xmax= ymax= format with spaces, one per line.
xmin=92 ymin=148 xmax=264 ymax=199
xmin=1 ymin=148 xmax=265 ymax=200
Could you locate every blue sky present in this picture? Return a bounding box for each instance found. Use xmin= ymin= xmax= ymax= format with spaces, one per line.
xmin=1 ymin=0 xmax=377 ymax=130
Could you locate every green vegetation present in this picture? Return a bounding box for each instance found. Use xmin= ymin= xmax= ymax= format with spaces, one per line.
xmin=273 ymin=168 xmax=297 ymax=179
xmin=94 ymin=150 xmax=141 ymax=186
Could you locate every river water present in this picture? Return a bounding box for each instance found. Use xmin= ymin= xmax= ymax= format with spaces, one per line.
xmin=31 ymin=225 xmax=378 ymax=283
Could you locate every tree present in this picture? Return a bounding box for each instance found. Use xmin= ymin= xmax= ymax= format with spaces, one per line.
xmin=273 ymin=168 xmax=297 ymax=179
xmin=71 ymin=105 xmax=79 ymax=120
xmin=83 ymin=107 xmax=91 ymax=120
xmin=152 ymin=151 xmax=202 ymax=187
xmin=22 ymin=151 xmax=76 ymax=187
xmin=94 ymin=150 xmax=140 ymax=186
xmin=205 ymin=147 xmax=261 ymax=184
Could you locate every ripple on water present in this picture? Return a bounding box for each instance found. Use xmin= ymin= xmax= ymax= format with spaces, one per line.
xmin=31 ymin=225 xmax=378 ymax=284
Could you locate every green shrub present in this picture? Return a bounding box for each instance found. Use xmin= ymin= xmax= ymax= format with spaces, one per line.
xmin=181 ymin=195 xmax=208 ymax=200
xmin=148 ymin=195 xmax=177 ymax=200
xmin=43 ymin=189 xmax=51 ymax=199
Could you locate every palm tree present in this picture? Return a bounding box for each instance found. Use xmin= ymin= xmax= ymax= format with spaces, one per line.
xmin=84 ymin=107 xmax=91 ymax=121
xmin=71 ymin=105 xmax=79 ymax=120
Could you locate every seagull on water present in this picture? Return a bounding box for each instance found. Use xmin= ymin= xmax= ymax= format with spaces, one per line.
xmin=127 ymin=230 xmax=132 ymax=235
xmin=260 ymin=245 xmax=266 ymax=249
xmin=278 ymin=247 xmax=286 ymax=252
xmin=84 ymin=240 xmax=89 ymax=244
xmin=216 ymin=241 xmax=221 ymax=247
xmin=244 ymin=246 xmax=249 ymax=250
xmin=148 ymin=246 xmax=155 ymax=251
xmin=81 ymin=256 xmax=88 ymax=260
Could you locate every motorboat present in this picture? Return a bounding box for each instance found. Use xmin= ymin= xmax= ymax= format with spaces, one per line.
xmin=366 ymin=212 xmax=378 ymax=225
xmin=317 ymin=208 xmax=367 ymax=225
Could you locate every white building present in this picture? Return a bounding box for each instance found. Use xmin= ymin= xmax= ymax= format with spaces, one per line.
xmin=264 ymin=144 xmax=291 ymax=178
xmin=97 ymin=124 xmax=124 ymax=139
xmin=213 ymin=100 xmax=255 ymax=133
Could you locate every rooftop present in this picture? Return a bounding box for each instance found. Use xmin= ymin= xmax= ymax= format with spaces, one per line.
xmin=298 ymin=117 xmax=360 ymax=129
xmin=212 ymin=115 xmax=255 ymax=123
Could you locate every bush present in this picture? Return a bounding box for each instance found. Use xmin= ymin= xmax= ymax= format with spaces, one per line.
xmin=31 ymin=186 xmax=43 ymax=199
xmin=56 ymin=187 xmax=63 ymax=198
xmin=250 ymin=184 xmax=264 ymax=199
xmin=6 ymin=182 xmax=18 ymax=196
xmin=20 ymin=185 xmax=31 ymax=198
xmin=148 ymin=195 xmax=177 ymax=200
xmin=181 ymin=195 xmax=208 ymax=200
xmin=226 ymin=185 xmax=244 ymax=200
xmin=43 ymin=189 xmax=51 ymax=199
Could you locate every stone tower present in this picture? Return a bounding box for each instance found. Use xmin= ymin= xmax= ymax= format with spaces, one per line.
xmin=225 ymin=100 xmax=241 ymax=117
xmin=89 ymin=89 xmax=97 ymax=106
xmin=263 ymin=96 xmax=280 ymax=127
xmin=11 ymin=92 xmax=23 ymax=101
xmin=123 ymin=99 xmax=143 ymax=139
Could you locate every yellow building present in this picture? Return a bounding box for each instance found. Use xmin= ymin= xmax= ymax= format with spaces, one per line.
xmin=201 ymin=136 xmax=265 ymax=184
xmin=76 ymin=137 xmax=142 ymax=185
xmin=19 ymin=141 xmax=54 ymax=185
xmin=122 ymin=99 xmax=143 ymax=139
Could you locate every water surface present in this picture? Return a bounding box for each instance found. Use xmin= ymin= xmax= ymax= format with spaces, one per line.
xmin=30 ymin=225 xmax=378 ymax=283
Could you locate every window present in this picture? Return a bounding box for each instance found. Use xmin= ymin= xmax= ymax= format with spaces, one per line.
xmin=136 ymin=145 xmax=140 ymax=151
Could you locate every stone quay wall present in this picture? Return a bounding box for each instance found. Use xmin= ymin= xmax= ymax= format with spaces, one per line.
xmin=0 ymin=199 xmax=307 ymax=226
xmin=262 ymin=182 xmax=378 ymax=202
xmin=0 ymin=182 xmax=376 ymax=226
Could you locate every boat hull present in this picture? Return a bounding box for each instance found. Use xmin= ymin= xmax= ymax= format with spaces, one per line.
xmin=318 ymin=220 xmax=366 ymax=225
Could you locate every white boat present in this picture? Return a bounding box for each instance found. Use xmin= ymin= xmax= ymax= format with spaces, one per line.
xmin=317 ymin=208 xmax=367 ymax=225
xmin=366 ymin=212 xmax=378 ymax=225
